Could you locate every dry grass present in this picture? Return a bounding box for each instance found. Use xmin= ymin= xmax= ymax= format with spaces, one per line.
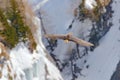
xmin=98 ymin=0 xmax=111 ymax=7
xmin=17 ymin=0 xmax=37 ymax=34
xmin=74 ymin=8 xmax=79 ymax=17
xmin=0 ymin=0 xmax=9 ymax=40
xmin=0 ymin=42 xmax=9 ymax=78
xmin=0 ymin=0 xmax=10 ymax=10
xmin=0 ymin=22 xmax=4 ymax=30
xmin=0 ymin=0 xmax=37 ymax=50
xmin=0 ymin=72 xmax=2 ymax=78
xmin=0 ymin=1 xmax=37 ymax=79
xmin=0 ymin=42 xmax=16 ymax=79
xmin=0 ymin=42 xmax=9 ymax=60
xmin=78 ymin=0 xmax=111 ymax=21
xmin=16 ymin=0 xmax=38 ymax=50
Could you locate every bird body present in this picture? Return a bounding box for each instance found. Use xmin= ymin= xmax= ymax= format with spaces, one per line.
xmin=45 ymin=33 xmax=94 ymax=47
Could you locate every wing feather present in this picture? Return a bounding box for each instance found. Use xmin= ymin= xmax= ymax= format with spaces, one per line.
xmin=45 ymin=34 xmax=94 ymax=47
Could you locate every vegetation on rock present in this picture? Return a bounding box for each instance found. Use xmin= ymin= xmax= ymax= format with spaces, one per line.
xmin=0 ymin=0 xmax=36 ymax=49
xmin=78 ymin=0 xmax=110 ymax=21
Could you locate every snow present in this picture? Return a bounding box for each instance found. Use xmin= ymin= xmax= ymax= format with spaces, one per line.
xmin=33 ymin=0 xmax=120 ymax=80
xmin=10 ymin=43 xmax=33 ymax=69
xmin=33 ymin=0 xmax=91 ymax=62
xmin=79 ymin=1 xmax=120 ymax=80
xmin=1 ymin=0 xmax=120 ymax=80
xmin=0 ymin=48 xmax=1 ymax=54
xmin=0 ymin=76 xmax=7 ymax=80
xmin=34 ymin=0 xmax=81 ymax=34
xmin=32 ymin=16 xmax=63 ymax=80
xmin=33 ymin=0 xmax=93 ymax=62
xmin=10 ymin=16 xmax=63 ymax=80
xmin=85 ymin=0 xmax=97 ymax=10
xmin=0 ymin=3 xmax=63 ymax=80
xmin=33 ymin=0 xmax=49 ymax=11
xmin=0 ymin=40 xmax=62 ymax=80
xmin=38 ymin=54 xmax=63 ymax=80
xmin=33 ymin=77 xmax=39 ymax=80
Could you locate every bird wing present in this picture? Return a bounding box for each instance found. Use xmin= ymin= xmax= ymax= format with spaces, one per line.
xmin=69 ymin=36 xmax=94 ymax=47
xmin=45 ymin=34 xmax=94 ymax=47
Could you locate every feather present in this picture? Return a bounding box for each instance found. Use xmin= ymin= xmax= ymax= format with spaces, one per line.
xmin=45 ymin=34 xmax=94 ymax=47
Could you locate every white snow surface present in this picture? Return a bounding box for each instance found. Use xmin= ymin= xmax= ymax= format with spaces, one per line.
xmin=1 ymin=0 xmax=120 ymax=80
xmin=32 ymin=0 xmax=120 ymax=80
xmin=85 ymin=0 xmax=97 ymax=10
xmin=10 ymin=43 xmax=33 ymax=69
xmin=33 ymin=0 xmax=82 ymax=34
xmin=0 ymin=48 xmax=1 ymax=54
xmin=32 ymin=0 xmax=92 ymax=62
xmin=79 ymin=1 xmax=120 ymax=80
xmin=0 ymin=10 xmax=63 ymax=80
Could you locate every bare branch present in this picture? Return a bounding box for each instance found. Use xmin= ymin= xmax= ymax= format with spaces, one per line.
xmin=45 ymin=33 xmax=94 ymax=47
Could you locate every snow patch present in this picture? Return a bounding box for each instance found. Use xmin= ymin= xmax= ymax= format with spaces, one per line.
xmin=10 ymin=43 xmax=33 ymax=69
xmin=0 ymin=48 xmax=2 ymax=54
xmin=85 ymin=0 xmax=97 ymax=10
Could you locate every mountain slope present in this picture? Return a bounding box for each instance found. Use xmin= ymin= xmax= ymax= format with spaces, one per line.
xmin=0 ymin=0 xmax=63 ymax=80
xmin=31 ymin=0 xmax=120 ymax=80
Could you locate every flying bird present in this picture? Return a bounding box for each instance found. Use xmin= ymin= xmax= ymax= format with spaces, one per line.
xmin=45 ymin=33 xmax=94 ymax=47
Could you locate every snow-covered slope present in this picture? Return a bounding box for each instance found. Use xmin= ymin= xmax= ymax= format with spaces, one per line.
xmin=0 ymin=1 xmax=63 ymax=80
xmin=0 ymin=17 xmax=63 ymax=80
xmin=79 ymin=0 xmax=120 ymax=80
xmin=30 ymin=0 xmax=120 ymax=80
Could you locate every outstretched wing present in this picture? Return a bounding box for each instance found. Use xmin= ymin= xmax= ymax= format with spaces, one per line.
xmin=69 ymin=36 xmax=94 ymax=47
xmin=45 ymin=34 xmax=94 ymax=47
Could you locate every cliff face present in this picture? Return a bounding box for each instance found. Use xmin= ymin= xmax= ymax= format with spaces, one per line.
xmin=1 ymin=0 xmax=120 ymax=80
xmin=0 ymin=0 xmax=63 ymax=80
xmin=30 ymin=0 xmax=120 ymax=80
